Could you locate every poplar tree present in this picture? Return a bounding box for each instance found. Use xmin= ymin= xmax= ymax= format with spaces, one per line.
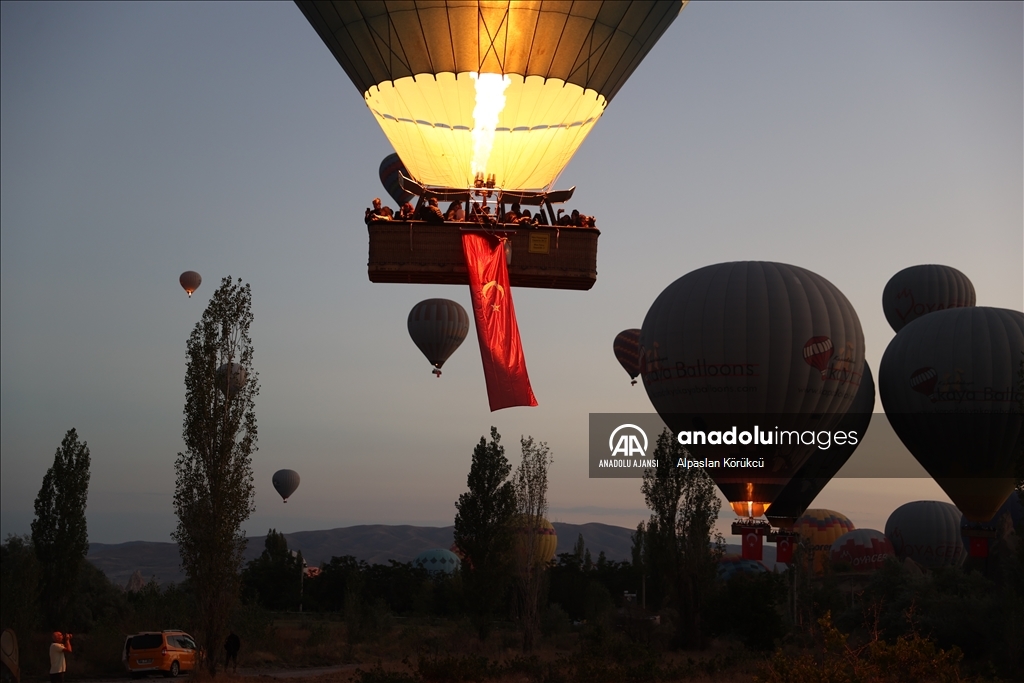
xmin=31 ymin=428 xmax=90 ymax=628
xmin=173 ymin=276 xmax=257 ymax=675
xmin=511 ymin=436 xmax=552 ymax=652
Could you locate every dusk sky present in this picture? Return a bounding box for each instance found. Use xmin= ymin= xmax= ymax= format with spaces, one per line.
xmin=2 ymin=2 xmax=1021 ymax=545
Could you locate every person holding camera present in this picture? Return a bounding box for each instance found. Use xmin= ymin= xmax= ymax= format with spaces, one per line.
xmin=49 ymin=632 xmax=72 ymax=683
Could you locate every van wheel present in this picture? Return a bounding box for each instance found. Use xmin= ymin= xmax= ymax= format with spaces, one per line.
xmin=164 ymin=662 xmax=179 ymax=678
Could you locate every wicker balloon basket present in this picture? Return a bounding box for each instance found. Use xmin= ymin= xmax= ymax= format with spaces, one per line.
xmin=367 ymin=222 xmax=599 ymax=291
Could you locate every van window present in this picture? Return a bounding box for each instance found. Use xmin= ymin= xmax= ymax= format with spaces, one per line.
xmin=131 ymin=634 xmax=164 ymax=650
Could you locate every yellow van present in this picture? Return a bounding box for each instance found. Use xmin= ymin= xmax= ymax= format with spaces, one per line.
xmin=123 ymin=631 xmax=197 ymax=678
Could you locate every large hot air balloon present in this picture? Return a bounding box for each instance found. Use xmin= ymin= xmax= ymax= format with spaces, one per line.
xmin=766 ymin=364 xmax=875 ymax=529
xmin=793 ymin=509 xmax=855 ymax=575
xmin=641 ymin=262 xmax=865 ymax=519
xmin=613 ymin=329 xmax=642 ymax=385
xmin=885 ymin=501 xmax=965 ymax=569
xmin=272 ymin=469 xmax=301 ymax=503
xmin=296 ymin=1 xmax=685 ymax=192
xmin=215 ymin=363 xmax=247 ymax=397
xmin=179 ymin=271 xmax=202 ymax=298
xmin=408 ymin=299 xmax=470 ymax=377
xmin=414 ymin=548 xmax=461 ymax=575
xmin=379 ymin=153 xmax=415 ymax=207
xmin=881 ymin=265 xmax=975 ymax=333
xmin=879 ymin=307 xmax=1023 ymax=522
xmin=830 ymin=529 xmax=894 ymax=573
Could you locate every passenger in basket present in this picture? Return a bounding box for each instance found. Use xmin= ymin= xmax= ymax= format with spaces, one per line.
xmin=419 ymin=197 xmax=445 ymax=223
xmin=518 ymin=209 xmax=535 ymax=225
xmin=445 ymin=201 xmax=465 ymax=222
xmin=398 ymin=202 xmax=415 ymax=221
xmin=364 ymin=197 xmax=393 ymax=224
xmin=503 ymin=203 xmax=521 ymax=224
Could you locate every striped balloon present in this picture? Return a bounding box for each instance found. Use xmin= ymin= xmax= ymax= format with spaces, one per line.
xmin=179 ymin=271 xmax=201 ymax=298
xmin=882 ymin=264 xmax=975 ymax=333
xmin=613 ymin=329 xmax=642 ymax=384
xmin=793 ymin=509 xmax=855 ymax=574
xmin=379 ymin=153 xmax=415 ymax=207
xmin=407 ymin=299 xmax=470 ymax=377
xmin=885 ymin=501 xmax=965 ymax=568
xmin=514 ymin=516 xmax=558 ymax=567
xmin=830 ymin=529 xmax=894 ymax=573
xmin=272 ymin=469 xmax=301 ymax=502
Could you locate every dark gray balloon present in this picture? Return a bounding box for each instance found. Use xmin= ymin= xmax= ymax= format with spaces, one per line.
xmin=408 ymin=299 xmax=470 ymax=377
xmin=272 ymin=469 xmax=301 ymax=502
xmin=885 ymin=501 xmax=965 ymax=569
xmin=879 ymin=306 xmax=1023 ymax=522
xmin=881 ymin=264 xmax=975 ymax=333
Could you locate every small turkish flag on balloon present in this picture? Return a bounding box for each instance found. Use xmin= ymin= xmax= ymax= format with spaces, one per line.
xmin=742 ymin=531 xmax=763 ymax=560
xmin=968 ymin=537 xmax=988 ymax=558
xmin=776 ymin=536 xmax=793 ymax=564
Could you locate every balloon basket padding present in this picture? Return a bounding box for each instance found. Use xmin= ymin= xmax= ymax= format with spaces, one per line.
xmin=767 ymin=530 xmax=798 ymax=542
xmin=732 ymin=520 xmax=772 ymax=536
xmin=367 ymin=221 xmax=599 ymax=291
xmin=961 ymin=525 xmax=997 ymax=538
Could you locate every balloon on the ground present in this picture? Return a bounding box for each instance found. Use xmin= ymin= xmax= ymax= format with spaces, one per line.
xmin=215 ymin=363 xmax=247 ymax=397
xmin=379 ymin=153 xmax=415 ymax=207
xmin=179 ymin=271 xmax=202 ymax=298
xmin=881 ymin=264 xmax=975 ymax=333
xmin=414 ymin=548 xmax=461 ymax=575
xmin=793 ymin=509 xmax=855 ymax=575
xmin=885 ymin=500 xmax=965 ymax=569
xmin=613 ymin=329 xmax=642 ymax=384
xmin=830 ymin=529 xmax=894 ymax=573
xmin=641 ymin=261 xmax=865 ymax=518
xmin=880 ymin=307 xmax=1023 ymax=522
xmin=766 ymin=364 xmax=875 ymax=529
xmin=295 ymin=1 xmax=685 ymax=191
xmin=407 ymin=299 xmax=470 ymax=377
xmin=272 ymin=470 xmax=301 ymax=503
xmin=718 ymin=554 xmax=769 ymax=581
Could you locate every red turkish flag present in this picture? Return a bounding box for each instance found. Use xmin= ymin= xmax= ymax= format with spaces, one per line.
xmin=968 ymin=536 xmax=988 ymax=558
xmin=462 ymin=232 xmax=538 ymax=411
xmin=776 ymin=536 xmax=793 ymax=564
xmin=742 ymin=531 xmax=763 ymax=560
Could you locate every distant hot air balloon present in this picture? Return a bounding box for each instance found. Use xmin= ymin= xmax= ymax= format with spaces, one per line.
xmin=793 ymin=509 xmax=855 ymax=575
xmin=272 ymin=469 xmax=301 ymax=503
xmin=881 ymin=264 xmax=975 ymax=333
xmin=179 ymin=271 xmax=202 ymax=298
xmin=613 ymin=329 xmax=642 ymax=385
xmin=379 ymin=153 xmax=415 ymax=207
xmin=960 ymin=494 xmax=1023 ymax=559
xmin=880 ymin=307 xmax=1023 ymax=522
xmin=514 ymin=516 xmax=557 ymax=567
xmin=766 ymin=364 xmax=875 ymax=529
xmin=215 ymin=363 xmax=247 ymax=397
xmin=414 ymin=548 xmax=461 ymax=575
xmin=885 ymin=501 xmax=965 ymax=569
xmin=408 ymin=299 xmax=470 ymax=377
xmin=830 ymin=529 xmax=894 ymax=573
xmin=296 ymin=1 xmax=686 ymax=192
xmin=717 ymin=554 xmax=769 ymax=581
xmin=641 ymin=262 xmax=865 ymax=519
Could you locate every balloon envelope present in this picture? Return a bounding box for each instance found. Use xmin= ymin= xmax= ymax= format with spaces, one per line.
xmin=881 ymin=264 xmax=975 ymax=333
xmin=514 ymin=516 xmax=557 ymax=567
xmin=830 ymin=529 xmax=894 ymax=573
xmin=414 ymin=548 xmax=461 ymax=575
xmin=766 ymin=364 xmax=875 ymax=528
xmin=641 ymin=262 xmax=865 ymax=517
xmin=408 ymin=299 xmax=470 ymax=375
xmin=793 ymin=509 xmax=855 ymax=575
xmin=717 ymin=554 xmax=769 ymax=581
xmin=379 ymin=153 xmax=415 ymax=207
xmin=613 ymin=329 xmax=642 ymax=381
xmin=879 ymin=307 xmax=1023 ymax=522
xmin=272 ymin=469 xmax=301 ymax=502
xmin=215 ymin=363 xmax=247 ymax=397
xmin=179 ymin=271 xmax=201 ymax=297
xmin=885 ymin=500 xmax=965 ymax=569
xmin=296 ymin=1 xmax=685 ymax=191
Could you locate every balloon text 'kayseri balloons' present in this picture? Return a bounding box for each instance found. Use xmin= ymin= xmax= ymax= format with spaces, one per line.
xmin=881 ymin=264 xmax=975 ymax=333
xmin=179 ymin=271 xmax=201 ymax=298
xmin=613 ymin=329 xmax=642 ymax=384
xmin=272 ymin=470 xmax=301 ymax=503
xmin=880 ymin=307 xmax=1023 ymax=522
xmin=408 ymin=299 xmax=470 ymax=377
xmin=296 ymin=1 xmax=685 ymax=191
xmin=641 ymin=261 xmax=865 ymax=518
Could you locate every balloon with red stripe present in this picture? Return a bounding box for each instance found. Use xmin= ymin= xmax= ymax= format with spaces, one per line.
xmin=613 ymin=329 xmax=642 ymax=385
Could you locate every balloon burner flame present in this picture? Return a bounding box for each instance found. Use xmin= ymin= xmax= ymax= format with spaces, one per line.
xmin=470 ymin=72 xmax=511 ymax=183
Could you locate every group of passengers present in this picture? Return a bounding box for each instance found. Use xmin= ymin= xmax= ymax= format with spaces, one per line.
xmin=365 ymin=197 xmax=595 ymax=227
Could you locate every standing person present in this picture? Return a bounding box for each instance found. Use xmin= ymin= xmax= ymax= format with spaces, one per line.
xmin=49 ymin=632 xmax=71 ymax=683
xmin=224 ymin=632 xmax=240 ymax=674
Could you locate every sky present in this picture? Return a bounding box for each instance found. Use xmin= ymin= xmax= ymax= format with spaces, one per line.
xmin=2 ymin=1 xmax=1021 ymax=545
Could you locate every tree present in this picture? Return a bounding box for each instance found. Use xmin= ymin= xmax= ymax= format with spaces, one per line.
xmin=453 ymin=427 xmax=515 ymax=640
xmin=31 ymin=428 xmax=91 ymax=628
xmin=173 ymin=276 xmax=257 ymax=675
xmin=1 ymin=535 xmax=40 ymax=635
xmin=511 ymin=435 xmax=553 ymax=652
xmin=241 ymin=530 xmax=303 ymax=611
xmin=640 ymin=429 xmax=724 ymax=648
